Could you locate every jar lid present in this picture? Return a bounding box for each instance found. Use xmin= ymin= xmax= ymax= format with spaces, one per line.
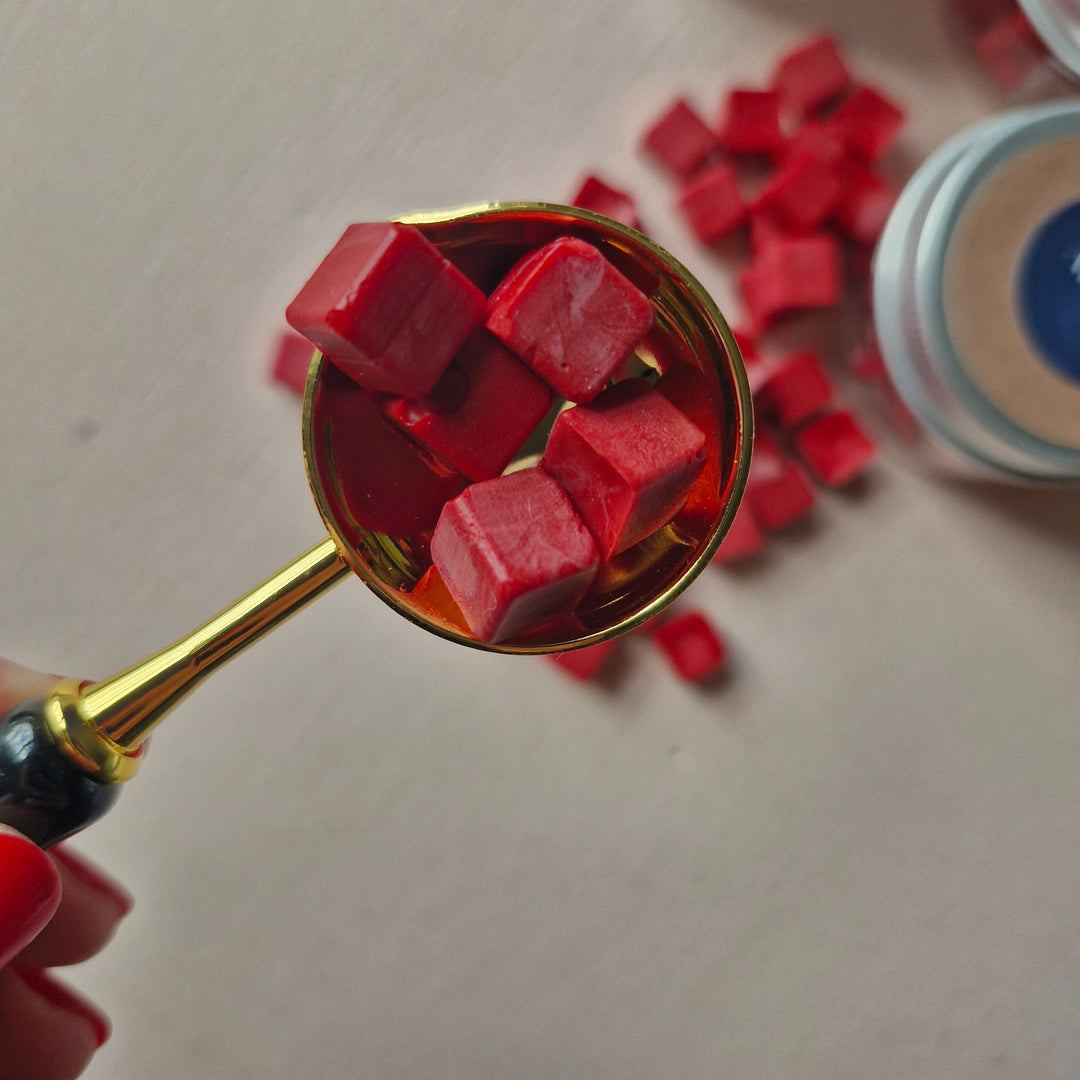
xmin=915 ymin=100 xmax=1080 ymax=473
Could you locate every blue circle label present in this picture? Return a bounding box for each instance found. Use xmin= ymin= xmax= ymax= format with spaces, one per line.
xmin=1018 ymin=199 xmax=1080 ymax=385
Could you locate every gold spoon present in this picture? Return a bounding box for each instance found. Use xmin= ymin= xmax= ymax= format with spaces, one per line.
xmin=0 ymin=201 xmax=752 ymax=846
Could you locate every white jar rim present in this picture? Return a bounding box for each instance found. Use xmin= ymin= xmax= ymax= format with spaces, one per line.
xmin=873 ymin=101 xmax=1080 ymax=481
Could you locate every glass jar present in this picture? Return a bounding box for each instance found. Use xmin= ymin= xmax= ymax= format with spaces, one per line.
xmin=872 ymin=100 xmax=1080 ymax=482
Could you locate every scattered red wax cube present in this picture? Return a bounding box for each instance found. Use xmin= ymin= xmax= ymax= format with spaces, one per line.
xmin=547 ymin=638 xmax=620 ymax=681
xmin=827 ymin=85 xmax=905 ymax=163
xmin=677 ymin=162 xmax=747 ymax=243
xmin=286 ymin=223 xmax=486 ymax=396
xmin=783 ymin=122 xmax=847 ymax=167
xmin=772 ymin=34 xmax=851 ymax=116
xmin=571 ymin=175 xmax=642 ymax=231
xmin=753 ymin=151 xmax=844 ymax=231
xmin=794 ymin=409 xmax=877 ymax=486
xmin=744 ymin=430 xmax=815 ymax=530
xmin=738 ymin=232 xmax=842 ymax=330
xmin=975 ymin=9 xmax=1047 ymax=89
xmin=832 ymin=159 xmax=897 ymax=243
xmin=542 ymin=379 xmax=706 ymax=558
xmin=313 ymin=364 xmax=468 ymax=538
xmin=485 ymin=236 xmax=654 ymax=404
xmin=652 ymin=610 xmax=727 ymax=682
xmin=641 ymin=98 xmax=720 ymax=178
xmin=430 ymin=468 xmax=599 ymax=644
xmin=755 ymin=349 xmax=834 ymax=428
xmin=717 ymin=89 xmax=787 ymax=156
xmin=382 ymin=330 xmax=553 ymax=482
xmin=711 ymin=504 xmax=765 ymax=564
xmin=269 ymin=330 xmax=316 ymax=395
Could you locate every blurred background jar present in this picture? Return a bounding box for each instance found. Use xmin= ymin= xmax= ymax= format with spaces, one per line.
xmin=871 ymin=99 xmax=1080 ymax=483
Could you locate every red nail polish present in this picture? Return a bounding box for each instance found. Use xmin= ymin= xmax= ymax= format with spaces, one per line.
xmin=0 ymin=830 xmax=61 ymax=968
xmin=13 ymin=967 xmax=111 ymax=1048
xmin=50 ymin=844 xmax=134 ymax=917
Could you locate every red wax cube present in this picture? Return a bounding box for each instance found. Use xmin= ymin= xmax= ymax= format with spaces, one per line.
xmin=772 ymin=34 xmax=852 ymax=116
xmin=382 ymin=331 xmax=553 ymax=482
xmin=794 ymin=409 xmax=877 ymax=486
xmin=744 ymin=430 xmax=815 ymax=530
xmin=571 ymin=175 xmax=642 ymax=231
xmin=755 ymin=349 xmax=834 ymax=428
xmin=286 ymin=223 xmax=486 ymax=397
xmin=975 ymin=9 xmax=1047 ymax=89
xmin=833 ymin=160 xmax=897 ymax=243
xmin=542 ymin=379 xmax=707 ymax=558
xmin=783 ymin=122 xmax=848 ymax=167
xmin=546 ymin=638 xmax=619 ymax=681
xmin=652 ymin=610 xmax=727 ymax=682
xmin=711 ymin=504 xmax=765 ymax=564
xmin=738 ymin=233 xmax=842 ymax=330
xmin=641 ymin=99 xmax=720 ymax=178
xmin=485 ymin=237 xmax=654 ymax=404
xmin=717 ymin=89 xmax=787 ymax=156
xmin=828 ymin=85 xmax=905 ymax=163
xmin=369 ymin=260 xmax=488 ymax=395
xmin=430 ymin=469 xmax=599 ymax=644
xmin=313 ymin=364 xmax=468 ymax=538
xmin=677 ymin=162 xmax=747 ymax=242
xmin=753 ymin=151 xmax=844 ymax=231
xmin=269 ymin=330 xmax=316 ymax=395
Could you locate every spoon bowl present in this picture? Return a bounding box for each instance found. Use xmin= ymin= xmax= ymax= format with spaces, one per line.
xmin=305 ymin=202 xmax=753 ymax=652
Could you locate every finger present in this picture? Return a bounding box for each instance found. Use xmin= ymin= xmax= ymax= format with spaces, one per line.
xmin=0 ymin=967 xmax=107 ymax=1080
xmin=14 ymin=845 xmax=133 ymax=968
xmin=0 ymin=827 xmax=61 ymax=969
xmin=0 ymin=657 xmax=60 ymax=715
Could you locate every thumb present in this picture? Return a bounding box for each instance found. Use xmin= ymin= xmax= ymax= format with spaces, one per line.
xmin=0 ymin=826 xmax=61 ymax=969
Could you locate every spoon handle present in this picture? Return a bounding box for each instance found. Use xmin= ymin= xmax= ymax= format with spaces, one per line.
xmin=0 ymin=537 xmax=349 ymax=846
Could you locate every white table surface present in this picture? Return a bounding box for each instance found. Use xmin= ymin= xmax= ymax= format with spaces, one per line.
xmin=2 ymin=2 xmax=1079 ymax=1077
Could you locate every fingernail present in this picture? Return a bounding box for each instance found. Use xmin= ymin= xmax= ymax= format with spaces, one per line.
xmin=0 ymin=829 xmax=61 ymax=967
xmin=51 ymin=844 xmax=134 ymax=917
xmin=13 ymin=967 xmax=111 ymax=1047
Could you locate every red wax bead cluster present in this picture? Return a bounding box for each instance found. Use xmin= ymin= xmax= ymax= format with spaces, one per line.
xmin=550 ymin=29 xmax=897 ymax=684
xmin=283 ymin=223 xmax=710 ymax=645
xmin=635 ymin=32 xmax=903 ymax=334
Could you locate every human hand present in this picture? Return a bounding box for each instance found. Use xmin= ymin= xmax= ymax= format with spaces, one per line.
xmin=0 ymin=659 xmax=132 ymax=1080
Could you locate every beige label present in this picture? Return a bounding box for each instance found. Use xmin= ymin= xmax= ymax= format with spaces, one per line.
xmin=943 ymin=134 xmax=1080 ymax=450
